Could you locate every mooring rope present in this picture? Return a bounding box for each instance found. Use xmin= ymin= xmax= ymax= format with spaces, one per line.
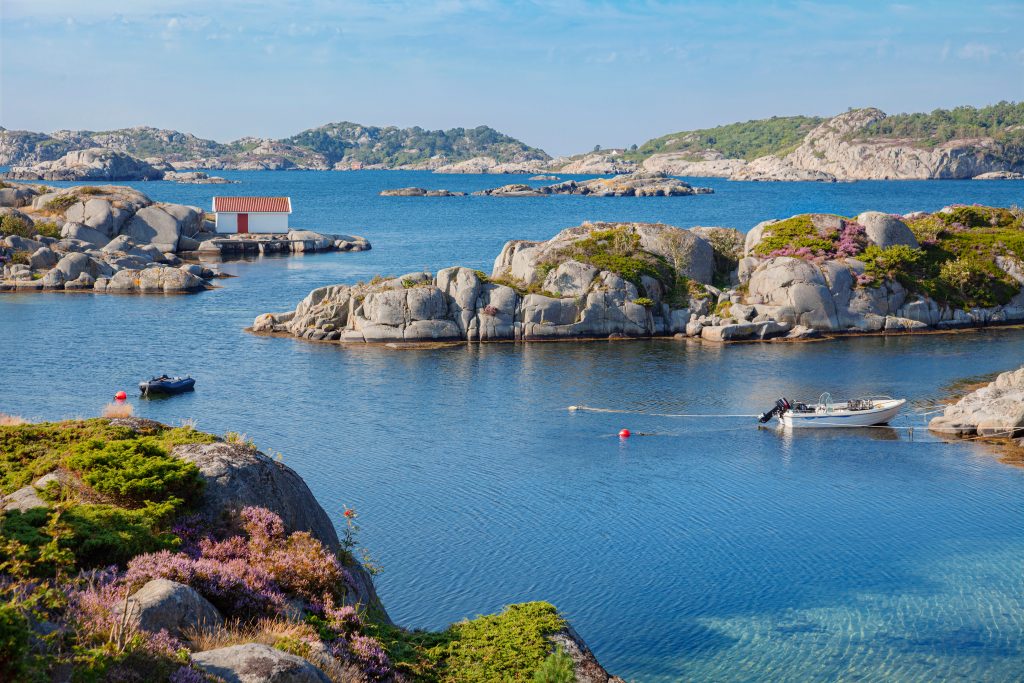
xmin=568 ymin=405 xmax=760 ymax=418
xmin=570 ymin=404 xmax=1021 ymax=444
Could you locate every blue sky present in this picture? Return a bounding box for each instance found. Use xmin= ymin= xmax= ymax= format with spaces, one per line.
xmin=2 ymin=1 xmax=1022 ymax=156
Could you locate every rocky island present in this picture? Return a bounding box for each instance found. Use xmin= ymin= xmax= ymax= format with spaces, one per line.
xmin=254 ymin=203 xmax=1024 ymax=344
xmin=0 ymin=182 xmax=369 ymax=293
xmin=0 ymin=416 xmax=620 ymax=681
xmin=380 ymin=172 xmax=712 ymax=199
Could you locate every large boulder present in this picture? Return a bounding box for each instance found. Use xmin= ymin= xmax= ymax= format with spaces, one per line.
xmin=122 ymin=205 xmax=181 ymax=252
xmin=54 ymin=252 xmax=110 ymax=281
xmin=29 ymin=247 xmax=58 ymax=270
xmin=65 ymin=198 xmax=116 ymax=236
xmin=61 ymin=222 xmax=111 ymax=248
xmin=930 ymin=365 xmax=1024 ymax=437
xmin=747 ymin=257 xmax=840 ymax=330
xmin=542 ymin=260 xmax=598 ymax=297
xmin=0 ymin=184 xmax=37 ymax=208
xmin=856 ymin=211 xmax=919 ymax=249
xmin=192 ymin=644 xmax=330 ymax=683
xmin=121 ymin=579 xmax=222 ymax=640
xmin=549 ymin=624 xmax=627 ymax=683
xmin=137 ymin=266 xmax=205 ymax=293
xmin=170 ymin=441 xmax=387 ymax=618
xmin=161 ymin=203 xmax=205 ymax=238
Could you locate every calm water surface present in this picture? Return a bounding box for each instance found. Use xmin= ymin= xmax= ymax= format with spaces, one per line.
xmin=2 ymin=173 xmax=1024 ymax=681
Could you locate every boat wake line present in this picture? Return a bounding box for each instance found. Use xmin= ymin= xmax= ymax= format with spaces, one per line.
xmin=568 ymin=405 xmax=760 ymax=418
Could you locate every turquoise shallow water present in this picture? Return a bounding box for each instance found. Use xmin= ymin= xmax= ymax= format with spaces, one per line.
xmin=3 ymin=172 xmax=1024 ymax=681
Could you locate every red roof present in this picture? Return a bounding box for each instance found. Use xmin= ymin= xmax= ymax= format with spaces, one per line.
xmin=213 ymin=196 xmax=291 ymax=213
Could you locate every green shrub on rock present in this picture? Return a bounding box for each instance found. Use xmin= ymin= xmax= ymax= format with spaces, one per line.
xmin=430 ymin=602 xmax=567 ymax=683
xmin=0 ymin=602 xmax=31 ymax=682
xmin=66 ymin=438 xmax=203 ymax=510
xmin=533 ymin=647 xmax=575 ymax=683
xmin=0 ymin=215 xmax=32 ymax=238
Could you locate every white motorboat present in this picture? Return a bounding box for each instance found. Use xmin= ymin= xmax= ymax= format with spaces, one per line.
xmin=758 ymin=393 xmax=905 ymax=429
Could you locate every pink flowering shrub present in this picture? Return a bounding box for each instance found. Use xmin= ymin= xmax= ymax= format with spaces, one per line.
xmin=347 ymin=634 xmax=392 ymax=681
xmin=310 ymin=596 xmax=393 ymax=681
xmin=67 ymin=568 xmax=184 ymax=675
xmin=126 ymin=507 xmax=353 ymax=618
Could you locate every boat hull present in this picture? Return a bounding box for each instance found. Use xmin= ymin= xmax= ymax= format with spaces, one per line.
xmin=780 ymin=399 xmax=905 ymax=429
xmin=139 ymin=378 xmax=196 ymax=395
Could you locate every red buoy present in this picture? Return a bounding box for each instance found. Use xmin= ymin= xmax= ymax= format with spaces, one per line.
xmin=619 ymin=428 xmax=631 ymax=438
xmin=115 ymin=391 xmax=127 ymax=401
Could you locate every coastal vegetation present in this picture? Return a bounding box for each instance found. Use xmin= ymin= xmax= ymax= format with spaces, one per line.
xmin=852 ymin=101 xmax=1024 ymax=148
xmin=284 ymin=123 xmax=550 ymax=167
xmin=750 ymin=205 xmax=1024 ymax=309
xmin=0 ymin=418 xmax=599 ymax=682
xmin=624 ymin=115 xmax=826 ymax=161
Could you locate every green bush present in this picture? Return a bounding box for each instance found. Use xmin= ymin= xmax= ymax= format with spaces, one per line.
xmin=533 ymin=647 xmax=574 ymax=683
xmin=0 ymin=602 xmax=30 ymax=681
xmin=752 ymin=215 xmax=838 ymax=256
xmin=44 ymin=195 xmax=77 ymax=212
xmin=0 ymin=215 xmax=35 ymax=238
xmin=0 ymin=505 xmax=176 ymax=574
xmin=66 ymin=438 xmax=203 ymax=509
xmin=632 ymin=297 xmax=655 ymax=308
xmin=33 ymin=222 xmax=61 ymax=239
xmin=9 ymin=250 xmax=30 ymax=265
xmin=429 ymin=602 xmax=567 ymax=683
xmin=861 ymin=244 xmax=923 ymax=280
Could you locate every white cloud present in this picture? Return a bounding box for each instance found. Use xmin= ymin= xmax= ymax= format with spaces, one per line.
xmin=957 ymin=42 xmax=996 ymax=61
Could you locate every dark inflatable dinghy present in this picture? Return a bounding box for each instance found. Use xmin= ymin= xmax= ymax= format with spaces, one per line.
xmin=139 ymin=375 xmax=195 ymax=395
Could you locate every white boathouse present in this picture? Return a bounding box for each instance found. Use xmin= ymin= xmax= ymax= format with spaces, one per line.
xmin=213 ymin=196 xmax=292 ymax=234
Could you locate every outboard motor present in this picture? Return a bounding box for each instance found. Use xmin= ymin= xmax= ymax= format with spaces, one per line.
xmin=758 ymin=397 xmax=791 ymax=423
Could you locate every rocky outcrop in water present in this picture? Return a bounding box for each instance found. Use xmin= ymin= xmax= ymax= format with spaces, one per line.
xmin=379 ymin=187 xmax=466 ymax=196
xmin=3 ymin=148 xmax=169 ymax=181
xmin=260 ymin=204 xmax=1024 ymax=345
xmin=253 ymin=222 xmax=733 ymax=343
xmin=973 ymin=171 xmax=1023 ymax=180
xmin=0 ymin=183 xmax=219 ymax=293
xmin=474 ymin=171 xmax=713 ymax=197
xmin=0 ymin=182 xmax=368 ymax=292
xmin=164 ymin=170 xmax=237 ymax=184
xmin=930 ymin=366 xmax=1024 ymax=439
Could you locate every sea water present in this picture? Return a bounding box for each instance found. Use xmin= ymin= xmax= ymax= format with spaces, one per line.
xmin=2 ymin=172 xmax=1024 ymax=681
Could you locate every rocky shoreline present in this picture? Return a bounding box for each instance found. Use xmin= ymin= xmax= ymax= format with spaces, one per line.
xmin=929 ymin=366 xmax=1024 ymax=465
xmin=0 ymin=181 xmax=369 ymax=294
xmin=253 ymin=204 xmax=1024 ymax=345
xmin=0 ymin=416 xmax=620 ymax=681
xmin=380 ymin=171 xmax=712 ymax=198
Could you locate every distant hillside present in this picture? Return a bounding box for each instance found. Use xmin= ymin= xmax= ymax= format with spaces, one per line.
xmin=850 ymin=101 xmax=1024 ymax=148
xmin=0 ymin=123 xmax=549 ymax=170
xmin=627 ymin=115 xmax=825 ymax=162
xmin=633 ymin=102 xmax=1024 ymax=180
xmin=284 ymin=122 xmax=549 ymax=167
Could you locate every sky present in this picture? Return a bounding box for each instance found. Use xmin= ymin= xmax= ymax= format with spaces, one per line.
xmin=1 ymin=1 xmax=1022 ymax=156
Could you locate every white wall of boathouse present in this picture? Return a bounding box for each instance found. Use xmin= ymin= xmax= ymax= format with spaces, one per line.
xmin=214 ymin=212 xmax=290 ymax=234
